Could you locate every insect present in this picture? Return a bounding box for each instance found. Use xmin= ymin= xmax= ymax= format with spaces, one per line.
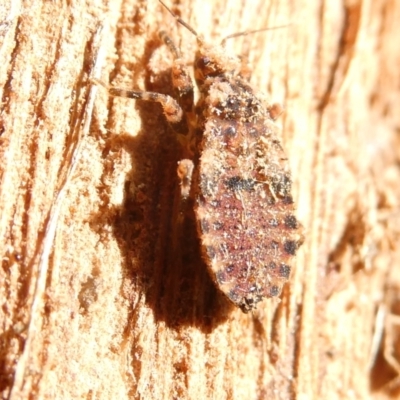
xmin=94 ymin=0 xmax=304 ymax=312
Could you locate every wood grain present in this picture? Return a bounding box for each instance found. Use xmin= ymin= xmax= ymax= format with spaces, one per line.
xmin=1 ymin=0 xmax=400 ymax=398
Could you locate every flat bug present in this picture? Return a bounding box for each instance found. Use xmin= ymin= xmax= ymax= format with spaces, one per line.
xmin=94 ymin=1 xmax=304 ymax=312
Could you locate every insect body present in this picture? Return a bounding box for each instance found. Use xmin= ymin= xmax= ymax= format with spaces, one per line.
xmin=96 ymin=1 xmax=304 ymax=312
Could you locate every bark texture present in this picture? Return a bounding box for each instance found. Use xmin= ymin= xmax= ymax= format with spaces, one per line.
xmin=1 ymin=0 xmax=400 ymax=399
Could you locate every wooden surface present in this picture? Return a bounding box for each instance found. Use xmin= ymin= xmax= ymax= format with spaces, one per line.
xmin=1 ymin=0 xmax=400 ymax=398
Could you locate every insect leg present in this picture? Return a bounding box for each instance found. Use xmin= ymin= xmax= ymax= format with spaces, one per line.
xmin=159 ymin=30 xmax=194 ymax=113
xmin=92 ymin=77 xmax=188 ymax=134
xmin=177 ymin=159 xmax=194 ymax=199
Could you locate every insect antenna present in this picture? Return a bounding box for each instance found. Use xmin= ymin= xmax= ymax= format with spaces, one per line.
xmin=159 ymin=0 xmax=199 ymax=37
xmin=221 ymin=24 xmax=290 ymax=46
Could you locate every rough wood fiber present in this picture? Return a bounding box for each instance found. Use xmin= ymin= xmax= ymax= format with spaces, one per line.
xmin=1 ymin=0 xmax=400 ymax=399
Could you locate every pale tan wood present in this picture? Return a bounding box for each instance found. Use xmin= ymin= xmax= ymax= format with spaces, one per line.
xmin=1 ymin=0 xmax=400 ymax=398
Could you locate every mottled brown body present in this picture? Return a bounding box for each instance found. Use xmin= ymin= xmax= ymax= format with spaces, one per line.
xmin=96 ymin=1 xmax=304 ymax=312
xmin=189 ymin=42 xmax=304 ymax=312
